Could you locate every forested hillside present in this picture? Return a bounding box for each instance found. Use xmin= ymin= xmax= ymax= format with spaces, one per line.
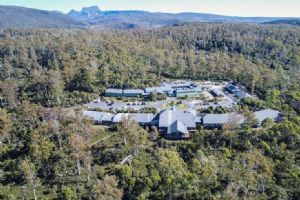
xmin=0 ymin=23 xmax=300 ymax=199
xmin=265 ymin=19 xmax=300 ymax=26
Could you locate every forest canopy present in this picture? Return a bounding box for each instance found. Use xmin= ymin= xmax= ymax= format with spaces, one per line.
xmin=0 ymin=23 xmax=300 ymax=107
xmin=0 ymin=23 xmax=300 ymax=199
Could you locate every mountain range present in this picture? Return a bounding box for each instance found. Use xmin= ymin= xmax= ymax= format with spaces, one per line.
xmin=0 ymin=5 xmax=86 ymax=29
xmin=0 ymin=5 xmax=299 ymax=29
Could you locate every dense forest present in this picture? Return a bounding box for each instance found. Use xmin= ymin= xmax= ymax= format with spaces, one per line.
xmin=0 ymin=23 xmax=300 ymax=199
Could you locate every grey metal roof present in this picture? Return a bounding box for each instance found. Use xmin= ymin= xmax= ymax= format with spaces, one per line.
xmin=226 ymin=84 xmax=239 ymax=93
xmin=159 ymin=110 xmax=196 ymax=134
xmin=218 ymin=99 xmax=237 ymax=108
xmin=169 ymin=120 xmax=189 ymax=134
xmin=186 ymin=108 xmax=198 ymax=116
xmin=159 ymin=82 xmax=170 ymax=87
xmin=145 ymin=86 xmax=173 ymax=94
xmin=112 ymin=113 xmax=155 ymax=123
xmin=83 ymin=111 xmax=113 ymax=122
xmin=170 ymin=81 xmax=194 ymax=88
xmin=106 ymin=88 xmax=123 ymax=94
xmin=176 ymin=87 xmax=202 ymax=93
xmin=203 ymin=113 xmax=245 ymax=125
xmin=195 ymin=116 xmax=202 ymax=123
xmin=254 ymin=109 xmax=280 ymax=124
xmin=112 ymin=113 xmax=129 ymax=123
xmin=123 ymin=89 xmax=144 ymax=94
xmin=211 ymin=88 xmax=225 ymax=96
xmin=160 ymin=81 xmax=194 ymax=89
xmin=235 ymin=90 xmax=251 ymax=99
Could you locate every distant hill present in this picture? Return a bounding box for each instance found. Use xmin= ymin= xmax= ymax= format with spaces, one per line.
xmin=67 ymin=6 xmax=298 ymax=29
xmin=0 ymin=5 xmax=299 ymax=30
xmin=264 ymin=19 xmax=300 ymax=26
xmin=0 ymin=5 xmax=86 ymax=29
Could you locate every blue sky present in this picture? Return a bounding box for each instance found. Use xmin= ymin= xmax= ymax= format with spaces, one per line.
xmin=0 ymin=0 xmax=299 ymax=17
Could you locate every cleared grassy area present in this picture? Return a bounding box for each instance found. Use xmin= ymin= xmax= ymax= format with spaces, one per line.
xmin=90 ymin=126 xmax=114 ymax=145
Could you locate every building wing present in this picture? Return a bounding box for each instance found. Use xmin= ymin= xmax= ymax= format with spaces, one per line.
xmin=203 ymin=113 xmax=245 ymax=128
xmin=112 ymin=113 xmax=154 ymax=124
xmin=254 ymin=109 xmax=280 ymax=124
xmin=83 ymin=111 xmax=113 ymax=122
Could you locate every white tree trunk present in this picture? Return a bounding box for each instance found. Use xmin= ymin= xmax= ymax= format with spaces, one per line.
xmin=32 ymin=183 xmax=37 ymax=200
xmin=87 ymin=163 xmax=91 ymax=182
xmin=76 ymin=159 xmax=81 ymax=175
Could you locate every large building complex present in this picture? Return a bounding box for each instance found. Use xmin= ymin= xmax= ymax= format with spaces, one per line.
xmin=83 ymin=109 xmax=281 ymax=139
xmin=86 ymin=81 xmax=277 ymax=140
xmin=105 ymin=81 xmax=202 ymax=98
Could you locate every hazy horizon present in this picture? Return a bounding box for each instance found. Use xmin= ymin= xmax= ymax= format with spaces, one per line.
xmin=0 ymin=0 xmax=300 ymax=17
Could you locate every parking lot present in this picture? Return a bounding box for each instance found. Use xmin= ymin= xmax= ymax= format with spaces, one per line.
xmin=85 ymin=81 xmax=253 ymax=114
xmin=86 ymin=93 xmax=238 ymax=114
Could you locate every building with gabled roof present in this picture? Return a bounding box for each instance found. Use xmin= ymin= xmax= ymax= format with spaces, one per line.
xmin=83 ymin=107 xmax=281 ymax=140
xmin=254 ymin=109 xmax=280 ymax=125
xmin=158 ymin=109 xmax=197 ymax=139
xmin=169 ymin=120 xmax=189 ymax=135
